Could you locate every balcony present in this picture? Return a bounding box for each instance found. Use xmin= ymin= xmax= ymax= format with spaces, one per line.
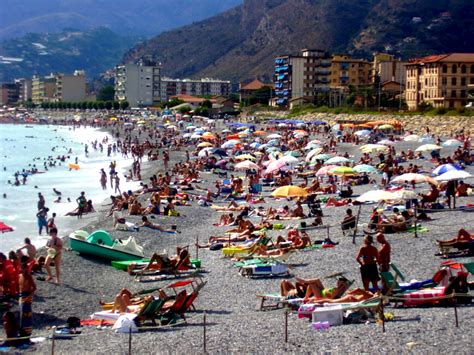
xmin=320 ymin=60 xmax=332 ymax=67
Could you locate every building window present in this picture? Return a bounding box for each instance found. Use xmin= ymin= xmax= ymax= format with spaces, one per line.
xmin=461 ymin=65 xmax=466 ymax=74
xmin=471 ymin=64 xmax=474 ymax=74
xmin=442 ymin=64 xmax=448 ymax=73
xmin=461 ymin=77 xmax=466 ymax=86
xmin=461 ymin=90 xmax=466 ymax=98
xmin=451 ymin=77 xmax=457 ymax=86
xmin=442 ymin=77 xmax=447 ymax=85
xmin=452 ymin=64 xmax=457 ymax=74
xmin=451 ymin=90 xmax=456 ymax=98
xmin=471 ymin=78 xmax=474 ymax=84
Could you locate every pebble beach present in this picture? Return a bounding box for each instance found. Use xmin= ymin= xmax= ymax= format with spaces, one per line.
xmin=1 ymin=111 xmax=474 ymax=354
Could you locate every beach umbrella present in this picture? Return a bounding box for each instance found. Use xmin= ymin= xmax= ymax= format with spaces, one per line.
xmin=360 ymin=144 xmax=389 ymax=154
xmin=378 ymin=139 xmax=395 ymax=146
xmin=415 ymin=144 xmax=442 ymax=152
xmin=221 ymin=129 xmax=231 ymax=133
xmin=356 ymin=190 xmax=397 ymax=202
xmin=271 ymin=185 xmax=308 ymax=198
xmin=197 ymin=142 xmax=213 ymax=148
xmin=404 ymin=134 xmax=420 ymax=142
xmin=250 ymin=142 xmax=261 ymax=149
xmin=267 ymin=139 xmax=279 ymax=146
xmin=267 ymin=133 xmax=282 ymax=139
xmin=278 ymin=123 xmax=287 ymax=127
xmin=442 ymin=139 xmax=463 ymax=147
xmin=305 ymin=148 xmax=324 ymax=162
xmin=285 ymin=151 xmax=301 ymax=158
xmin=191 ymin=133 xmax=203 ymax=139
xmin=211 ymin=148 xmax=228 ymax=157
xmin=432 ymin=164 xmax=462 ymax=176
xmin=221 ymin=141 xmax=237 ymax=149
xmin=166 ymin=124 xmax=178 ymax=130
xmin=235 ymin=154 xmax=256 ymax=161
xmin=392 ymin=189 xmax=419 ymax=200
xmin=355 ymin=129 xmax=371 ymax=137
xmin=329 ymin=166 xmax=358 ymax=177
xmin=185 ymin=125 xmax=197 ymax=130
xmin=264 ymin=160 xmax=287 ymax=174
xmin=0 ymin=222 xmax=14 ymax=233
xmin=215 ymin=159 xmax=228 ymax=167
xmin=316 ymin=165 xmax=337 ymax=176
xmin=202 ymin=132 xmax=216 ymax=140
xmin=391 ymin=173 xmax=438 ymax=185
xmin=309 ymin=139 xmax=323 ymax=145
xmin=378 ymin=124 xmax=394 ymax=130
xmin=253 ymin=130 xmax=266 ymax=135
xmin=278 ymin=155 xmax=299 ymax=165
xmin=182 ymin=133 xmax=192 ymax=138
xmin=353 ymin=164 xmax=379 ymax=174
xmin=325 ymin=156 xmax=350 ymax=165
xmin=304 ymin=142 xmax=321 ymax=150
xmin=198 ymin=147 xmax=214 ymax=157
xmin=434 ymin=170 xmax=472 ymax=181
xmin=109 ymin=117 xmax=118 ymax=121
xmin=235 ymin=160 xmax=260 ymax=170
xmin=311 ymin=153 xmax=333 ymax=162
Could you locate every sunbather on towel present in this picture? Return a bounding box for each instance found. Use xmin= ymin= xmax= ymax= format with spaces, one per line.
xmin=308 ymin=288 xmax=375 ymax=304
xmin=127 ymin=248 xmax=191 ymax=274
xmin=275 ymin=229 xmax=312 ymax=249
xmin=437 ymin=228 xmax=473 ymax=246
xmin=293 ymin=276 xmax=352 ymax=301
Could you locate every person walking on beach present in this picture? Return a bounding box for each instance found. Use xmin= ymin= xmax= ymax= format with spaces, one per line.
xmin=36 ymin=207 xmax=49 ymax=235
xmin=356 ymin=235 xmax=380 ymax=292
xmin=114 ymin=174 xmax=121 ymax=194
xmin=163 ymin=150 xmax=170 ymax=170
xmin=44 ymin=227 xmax=62 ymax=284
xmin=376 ymin=233 xmax=391 ymax=273
xmin=19 ymin=256 xmax=36 ymax=338
xmin=100 ymin=169 xmax=107 ymax=190
xmin=76 ymin=191 xmax=87 ymax=219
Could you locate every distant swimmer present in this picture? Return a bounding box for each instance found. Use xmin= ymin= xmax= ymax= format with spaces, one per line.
xmin=53 ymin=188 xmax=62 ymax=196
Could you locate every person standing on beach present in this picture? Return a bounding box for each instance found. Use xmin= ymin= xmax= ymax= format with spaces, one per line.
xmin=114 ymin=174 xmax=121 ymax=194
xmin=36 ymin=207 xmax=49 ymax=235
xmin=19 ymin=256 xmax=36 ymax=338
xmin=376 ymin=233 xmax=391 ymax=273
xmin=44 ymin=228 xmax=62 ymax=284
xmin=356 ymin=235 xmax=379 ymax=291
xmin=76 ymin=191 xmax=87 ymax=219
xmin=163 ymin=150 xmax=170 ymax=170
xmin=37 ymin=193 xmax=45 ymax=211
xmin=109 ymin=162 xmax=116 ymax=188
xmin=100 ymin=169 xmax=107 ymax=190
xmin=47 ymin=212 xmax=57 ymax=231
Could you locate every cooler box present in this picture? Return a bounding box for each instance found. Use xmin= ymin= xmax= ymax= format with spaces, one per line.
xmin=312 ymin=305 xmax=343 ymax=326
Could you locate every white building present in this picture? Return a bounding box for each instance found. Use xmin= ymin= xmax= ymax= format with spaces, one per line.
xmin=115 ymin=59 xmax=161 ymax=107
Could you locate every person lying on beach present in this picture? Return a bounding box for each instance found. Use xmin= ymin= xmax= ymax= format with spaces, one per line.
xmin=437 ymin=228 xmax=473 ymax=247
xmin=275 ymin=229 xmax=312 ymax=249
xmin=65 ymin=200 xmax=94 ymax=216
xmin=281 ymin=276 xmax=351 ymax=301
xmin=305 ymin=288 xmax=375 ymax=304
xmin=139 ymin=216 xmax=175 ymax=233
xmin=127 ymin=248 xmax=191 ymax=274
xmin=216 ymin=213 xmax=235 ymax=226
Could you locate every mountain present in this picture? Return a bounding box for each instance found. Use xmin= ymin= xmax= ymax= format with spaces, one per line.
xmin=0 ymin=28 xmax=139 ymax=82
xmin=0 ymin=0 xmax=242 ymax=40
xmin=123 ymin=0 xmax=474 ymax=83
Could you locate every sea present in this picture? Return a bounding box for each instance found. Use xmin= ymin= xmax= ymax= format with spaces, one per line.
xmin=0 ymin=124 xmax=141 ymax=253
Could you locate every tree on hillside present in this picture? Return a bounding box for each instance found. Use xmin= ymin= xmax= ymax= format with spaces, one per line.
xmin=97 ymin=85 xmax=115 ymax=101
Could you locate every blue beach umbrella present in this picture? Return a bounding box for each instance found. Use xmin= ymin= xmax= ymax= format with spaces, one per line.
xmin=432 ymin=164 xmax=462 ymax=176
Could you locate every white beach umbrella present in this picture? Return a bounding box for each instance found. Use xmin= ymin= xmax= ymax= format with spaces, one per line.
xmin=378 ymin=139 xmax=395 ymax=146
xmin=356 ymin=190 xmax=397 ymax=202
xmin=418 ymin=136 xmax=435 ymax=143
xmin=305 ymin=148 xmax=324 ymax=162
xmin=325 ymin=156 xmax=350 ymax=165
xmin=267 ymin=133 xmax=282 ymax=139
xmin=442 ymin=139 xmax=463 ymax=147
xmin=434 ymin=170 xmax=472 ymax=181
xmin=415 ymin=144 xmax=442 ymax=152
xmin=235 ymin=160 xmax=261 ymax=170
xmin=391 ymin=173 xmax=438 ymax=185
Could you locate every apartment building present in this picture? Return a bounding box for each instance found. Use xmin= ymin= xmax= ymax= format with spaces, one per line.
xmin=53 ymin=70 xmax=86 ymax=102
xmin=115 ymin=59 xmax=161 ymax=107
xmin=330 ymin=55 xmax=371 ymax=88
xmin=373 ymin=53 xmax=406 ymax=86
xmin=405 ymin=53 xmax=474 ymax=110
xmin=274 ymin=49 xmax=332 ymax=107
xmin=31 ymin=75 xmax=56 ymax=104
xmin=14 ymin=78 xmax=32 ymax=102
xmin=0 ymin=83 xmax=20 ymax=105
xmin=159 ymin=78 xmax=231 ymax=102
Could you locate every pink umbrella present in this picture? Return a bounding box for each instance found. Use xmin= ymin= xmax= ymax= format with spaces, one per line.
xmin=235 ymin=160 xmax=261 ymax=170
xmin=315 ymin=165 xmax=337 ymax=176
xmin=264 ymin=160 xmax=287 ymax=174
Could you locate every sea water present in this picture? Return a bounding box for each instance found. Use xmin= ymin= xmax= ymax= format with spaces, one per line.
xmin=0 ymin=124 xmax=141 ymax=253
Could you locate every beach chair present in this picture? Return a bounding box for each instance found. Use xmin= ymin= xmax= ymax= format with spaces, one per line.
xmin=380 ymin=272 xmax=435 ymax=296
xmin=134 ymin=298 xmax=167 ymax=326
xmin=256 ymin=293 xmax=289 ymax=311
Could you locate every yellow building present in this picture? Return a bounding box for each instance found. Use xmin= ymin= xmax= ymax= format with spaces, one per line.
xmin=405 ymin=53 xmax=474 ymax=110
xmin=330 ymin=55 xmax=371 ymax=89
xmin=31 ymin=75 xmax=56 ymax=104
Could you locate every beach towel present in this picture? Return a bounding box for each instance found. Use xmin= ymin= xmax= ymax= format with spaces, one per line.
xmin=402 ymin=287 xmax=446 ymax=306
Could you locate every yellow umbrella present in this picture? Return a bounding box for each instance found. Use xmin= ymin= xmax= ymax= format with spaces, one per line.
xmin=235 ymin=154 xmax=255 ymax=161
xmin=238 ymin=132 xmax=249 ymax=138
xmin=109 ymin=117 xmax=118 ymax=121
xmin=197 ymin=142 xmax=213 ymax=148
xmin=271 ymin=185 xmax=308 ymax=198
xmin=360 ymin=144 xmax=389 ymax=154
xmin=202 ymin=132 xmax=216 ymax=139
xmin=329 ymin=166 xmax=358 ymax=176
xmin=253 ymin=130 xmax=266 ymax=135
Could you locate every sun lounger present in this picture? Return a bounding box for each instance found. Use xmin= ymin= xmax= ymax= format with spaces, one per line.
xmin=239 ymin=262 xmax=290 ymax=278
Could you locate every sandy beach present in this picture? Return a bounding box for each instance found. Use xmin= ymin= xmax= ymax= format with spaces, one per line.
xmin=1 ymin=113 xmax=473 ymax=354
